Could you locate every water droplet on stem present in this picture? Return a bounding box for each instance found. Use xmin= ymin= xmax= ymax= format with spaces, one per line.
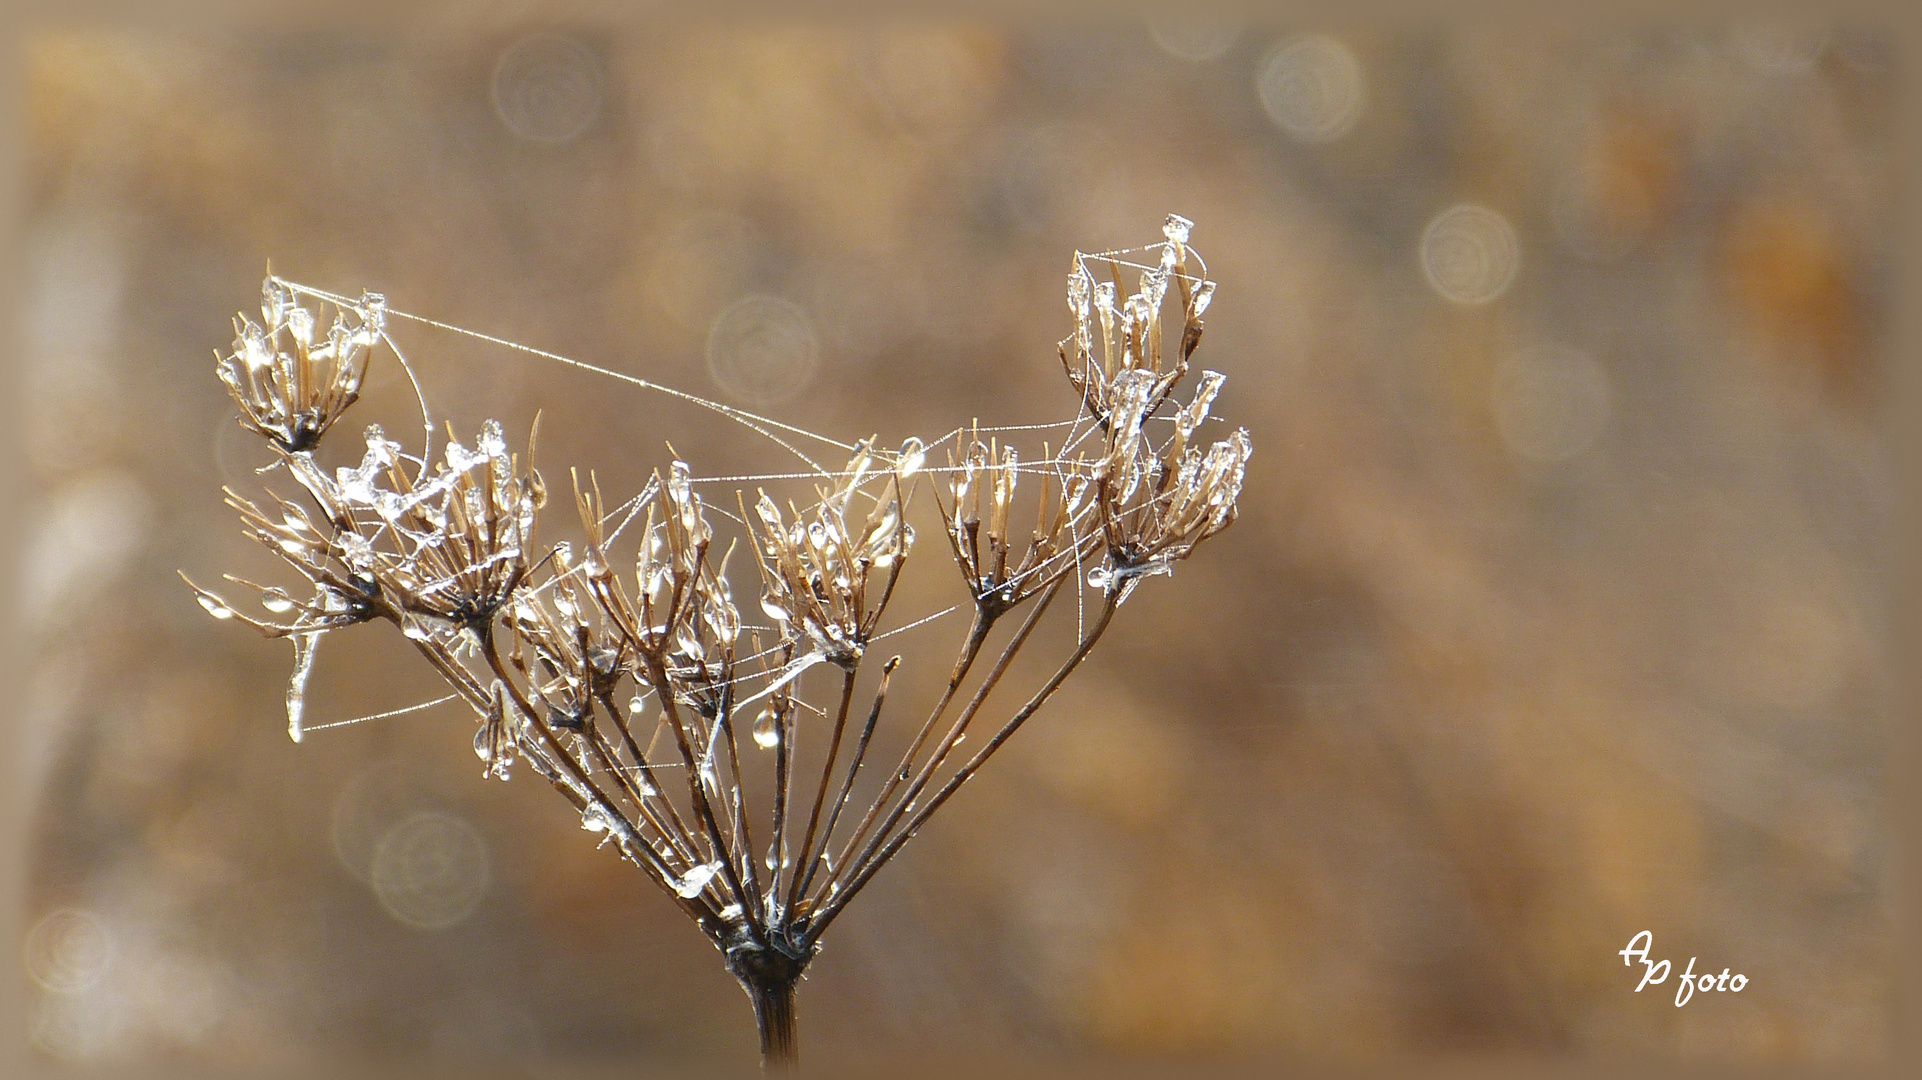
xmin=753 ymin=708 xmax=780 ymax=749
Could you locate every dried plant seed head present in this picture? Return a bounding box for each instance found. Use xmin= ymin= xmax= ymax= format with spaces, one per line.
xmin=938 ymin=432 xmax=1097 ymax=616
xmin=185 ymin=222 xmax=1250 ymax=1063
xmin=748 ymin=443 xmax=911 ymax=667
xmin=219 ymin=278 xmax=384 ymax=452
xmin=1091 ymin=369 xmax=1251 ymax=590
xmin=1057 ymin=219 xmax=1251 ymax=595
xmin=1058 ymin=216 xmax=1211 ymax=430
xmin=277 ymin=419 xmax=541 ymax=636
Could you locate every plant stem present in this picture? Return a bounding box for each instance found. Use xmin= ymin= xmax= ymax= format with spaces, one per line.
xmin=748 ymin=975 xmax=798 ymax=1068
xmin=824 ymin=611 xmax=990 ymax=890
xmin=728 ymin=941 xmax=807 ymax=1069
xmin=641 ymin=650 xmax=758 ymax=928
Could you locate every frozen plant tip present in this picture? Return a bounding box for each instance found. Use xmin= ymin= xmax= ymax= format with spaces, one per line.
xmin=185 ymin=217 xmax=1250 ymax=1067
xmin=218 ymin=278 xmax=386 ymax=452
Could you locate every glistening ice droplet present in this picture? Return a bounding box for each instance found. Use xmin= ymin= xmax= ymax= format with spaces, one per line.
xmin=896 ymin=437 xmax=926 ymax=478
xmin=197 ymin=594 xmax=236 ymax=619
xmin=286 ymin=631 xmax=321 ymax=743
xmin=675 ymin=861 xmax=722 ymax=899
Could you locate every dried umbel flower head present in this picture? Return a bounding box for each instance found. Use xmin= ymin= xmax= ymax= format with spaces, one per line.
xmin=185 ymin=222 xmax=1250 ymax=1066
xmin=747 ymin=440 xmax=913 ymax=668
xmin=1050 ymin=215 xmax=1253 ymax=593
xmin=218 ymin=278 xmax=386 ymax=452
xmin=1090 ymin=368 xmax=1250 ymax=589
xmin=184 ymin=409 xmax=546 ymax=742
xmin=1060 ymin=213 xmax=1215 ymax=429
xmin=938 ymin=423 xmax=1099 ymax=616
xmin=285 ymin=419 xmax=545 ymax=635
xmin=573 ymin=461 xmax=744 ymax=672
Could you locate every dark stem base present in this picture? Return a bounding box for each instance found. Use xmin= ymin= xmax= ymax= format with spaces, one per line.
xmin=727 ymin=939 xmax=810 ymax=1069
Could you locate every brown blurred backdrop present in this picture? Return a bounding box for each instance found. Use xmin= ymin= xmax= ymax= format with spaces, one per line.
xmin=16 ymin=14 xmax=1898 ymax=1070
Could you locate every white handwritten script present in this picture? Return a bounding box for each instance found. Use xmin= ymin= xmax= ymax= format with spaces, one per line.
xmin=1620 ymin=931 xmax=1748 ymax=1006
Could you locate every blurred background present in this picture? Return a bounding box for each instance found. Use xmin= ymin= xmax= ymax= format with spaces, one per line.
xmin=16 ymin=13 xmax=1899 ymax=1070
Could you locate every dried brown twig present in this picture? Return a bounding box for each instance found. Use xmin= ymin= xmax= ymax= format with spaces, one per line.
xmin=184 ymin=215 xmax=1251 ymax=1068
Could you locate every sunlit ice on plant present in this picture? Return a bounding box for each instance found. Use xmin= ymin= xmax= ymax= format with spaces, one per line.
xmin=182 ymin=214 xmax=1250 ymax=1068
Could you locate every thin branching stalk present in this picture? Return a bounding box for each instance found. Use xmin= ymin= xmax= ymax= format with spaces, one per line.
xmin=794 ymin=656 xmax=897 ymax=906
xmin=826 ymin=574 xmax=1066 ymax=904
xmin=812 ymin=589 xmax=1122 ymax=939
xmin=785 ymin=667 xmax=857 ymax=917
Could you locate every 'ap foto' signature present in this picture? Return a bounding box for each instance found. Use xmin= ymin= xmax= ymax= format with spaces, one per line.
xmin=1620 ymin=931 xmax=1748 ymax=1006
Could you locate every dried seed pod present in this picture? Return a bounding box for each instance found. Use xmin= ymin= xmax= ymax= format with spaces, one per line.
xmin=474 ymin=681 xmax=519 ymax=781
xmin=1089 ymin=363 xmax=1251 ymax=590
xmin=748 ymin=441 xmax=910 ymax=666
xmin=218 ymin=278 xmax=384 ymax=452
xmin=275 ymin=419 xmax=542 ymax=631
xmin=1057 ymin=214 xmax=1209 ymax=430
xmin=938 ymin=428 xmax=1100 ymax=616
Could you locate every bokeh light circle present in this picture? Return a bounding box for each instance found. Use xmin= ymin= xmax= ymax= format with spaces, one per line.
xmin=1256 ymin=35 xmax=1366 ymax=143
xmin=1420 ymin=204 xmax=1521 ymax=305
xmin=370 ymin=811 xmax=490 ymax=930
xmin=706 ymin=295 xmax=819 ymax=406
xmin=1493 ymin=346 xmax=1611 ymax=463
xmin=491 ymin=33 xmax=604 ymax=144
xmin=23 ymin=908 xmax=114 ymax=995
